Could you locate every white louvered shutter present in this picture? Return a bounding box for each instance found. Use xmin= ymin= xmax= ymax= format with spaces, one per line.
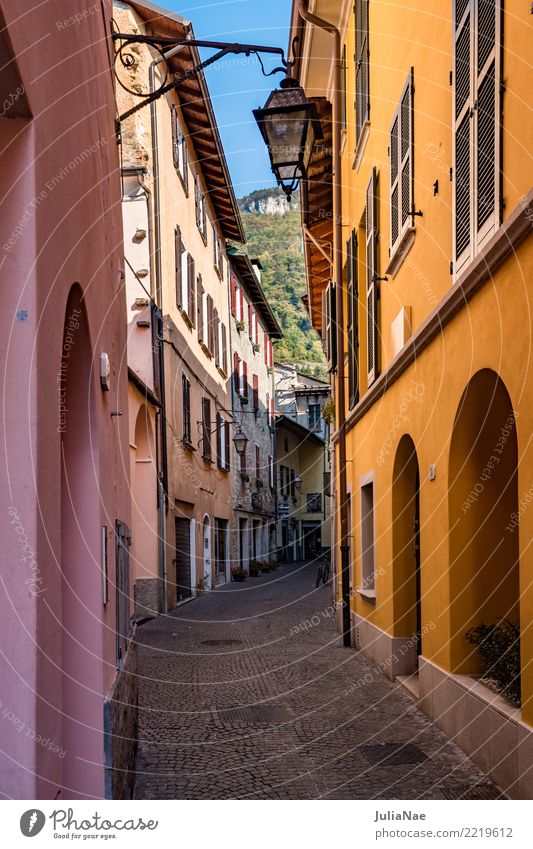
xmin=474 ymin=0 xmax=501 ymax=251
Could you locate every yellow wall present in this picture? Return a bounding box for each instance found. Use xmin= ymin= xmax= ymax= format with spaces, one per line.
xmin=298 ymin=0 xmax=533 ymax=724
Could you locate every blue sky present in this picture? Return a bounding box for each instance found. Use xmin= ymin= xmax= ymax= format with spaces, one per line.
xmin=167 ymin=0 xmax=291 ymax=197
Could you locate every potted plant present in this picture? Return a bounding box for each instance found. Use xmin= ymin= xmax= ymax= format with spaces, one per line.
xmin=465 ymin=618 xmax=521 ymax=706
xmin=235 ymin=320 xmax=245 ymax=332
xmin=248 ymin=559 xmax=261 ymax=577
xmin=256 ymin=479 xmax=264 ymax=489
xmin=231 ymin=566 xmax=248 ymax=582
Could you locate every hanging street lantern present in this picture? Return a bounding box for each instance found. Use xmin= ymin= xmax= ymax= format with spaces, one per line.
xmin=253 ymin=77 xmax=323 ymax=201
xmin=233 ymin=426 xmax=248 ymax=456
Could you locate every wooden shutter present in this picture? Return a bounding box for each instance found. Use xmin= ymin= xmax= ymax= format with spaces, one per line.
xmin=234 ymin=352 xmax=240 ymax=393
xmin=194 ymin=176 xmax=200 ymax=229
xmin=175 ymin=226 xmax=183 ymax=308
xmin=253 ymin=374 xmax=259 ymax=412
xmin=454 ymin=0 xmax=474 ymax=272
xmin=214 ymin=308 xmax=220 ymax=365
xmin=323 ymin=282 xmax=337 ymax=372
xmin=202 ymin=397 xmax=211 ymax=460
xmin=390 ymin=70 xmax=414 ymax=256
xmin=171 ymin=105 xmax=179 ymax=170
xmin=181 ymin=131 xmax=189 ymax=193
xmin=187 ymin=254 xmax=195 ymax=324
xmin=221 ymin=323 xmax=228 ymax=374
xmin=355 ymin=0 xmax=369 ymax=146
xmin=242 ymin=360 xmax=248 ymax=399
xmin=347 ymin=230 xmax=359 ymax=409
xmin=224 ymin=419 xmax=230 ymax=470
xmin=216 ymin=411 xmax=222 ymax=467
xmin=366 ymin=168 xmax=379 ymax=386
xmin=197 ymin=275 xmax=204 ymax=342
xmin=206 ymin=296 xmax=214 ymax=354
xmin=248 ymin=303 xmax=253 ymax=339
xmin=182 ymin=373 xmax=191 ymax=443
xmin=230 ymin=275 xmax=237 ymax=316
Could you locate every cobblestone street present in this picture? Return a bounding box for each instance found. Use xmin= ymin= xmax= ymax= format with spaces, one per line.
xmin=134 ymin=562 xmax=498 ymax=800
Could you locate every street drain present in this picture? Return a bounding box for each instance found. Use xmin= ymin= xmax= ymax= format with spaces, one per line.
xmin=216 ymin=704 xmax=291 ymax=726
xmin=201 ymin=639 xmax=243 ymax=647
xmin=359 ymin=742 xmax=428 ymax=766
xmin=440 ymin=783 xmax=503 ymax=800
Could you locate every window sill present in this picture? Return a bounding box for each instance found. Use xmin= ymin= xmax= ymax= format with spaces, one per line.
xmin=197 ymin=226 xmax=208 ymax=246
xmin=199 ymin=340 xmax=213 ymax=358
xmin=251 ymin=343 xmax=260 ymax=354
xmin=235 ymin=320 xmax=245 ymax=332
xmin=386 ymin=227 xmax=416 ymax=278
xmin=177 ymin=171 xmax=189 ymax=197
xmin=217 ymin=366 xmax=228 ymax=379
xmin=356 ymin=587 xmax=376 ymax=604
xmin=352 ymin=121 xmax=370 ymax=172
xmin=202 ymin=455 xmax=214 ymax=465
xmin=179 ymin=307 xmax=194 ymax=330
xmin=238 ymin=395 xmax=248 ymax=405
xmin=181 ymin=438 xmax=196 ymax=452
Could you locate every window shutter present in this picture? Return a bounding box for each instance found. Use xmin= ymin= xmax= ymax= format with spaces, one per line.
xmin=194 ymin=176 xmax=200 ymax=229
xmin=202 ymin=398 xmax=211 ymax=460
xmin=242 ymin=360 xmax=248 ymax=399
xmin=390 ymin=70 xmax=414 ymax=257
xmin=224 ymin=419 xmax=230 ymax=470
xmin=187 ymin=254 xmax=195 ymax=324
xmin=366 ymin=168 xmax=379 ymax=386
xmin=355 ymin=0 xmax=369 ymax=146
xmin=347 ymin=230 xmax=359 ymax=409
xmin=216 ymin=411 xmax=222 ymax=467
xmin=475 ymin=0 xmax=501 ymax=250
xmin=175 ymin=226 xmax=182 ymax=308
xmin=182 ymin=374 xmax=191 ymax=443
xmin=248 ymin=303 xmax=253 ymax=339
xmin=240 ymin=288 xmax=244 ymax=323
xmin=230 ymin=275 xmax=237 ymax=316
xmin=214 ymin=308 xmax=220 ymax=365
xmin=206 ymin=296 xmax=214 ymax=354
xmin=221 ymin=323 xmax=228 ymax=374
xmin=324 ymin=282 xmax=337 ymax=372
xmin=253 ymin=374 xmax=259 ymax=412
xmin=234 ymin=352 xmax=240 ymax=393
xmin=197 ymin=275 xmax=204 ymax=342
xmin=454 ymin=0 xmax=474 ymax=271
xmin=182 ymin=133 xmax=189 ymax=193
xmin=171 ymin=105 xmax=179 ymax=170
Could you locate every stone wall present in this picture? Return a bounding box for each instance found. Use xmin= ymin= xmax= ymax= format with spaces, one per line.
xmin=103 ymin=629 xmax=138 ymax=799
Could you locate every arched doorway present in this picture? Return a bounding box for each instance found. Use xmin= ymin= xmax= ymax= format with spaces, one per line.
xmin=449 ymin=369 xmax=519 ymax=674
xmin=202 ymin=515 xmax=211 ymax=591
xmin=60 ymin=285 xmax=103 ymax=798
xmin=132 ymin=405 xmax=158 ymax=614
xmin=392 ymin=435 xmax=422 ymax=671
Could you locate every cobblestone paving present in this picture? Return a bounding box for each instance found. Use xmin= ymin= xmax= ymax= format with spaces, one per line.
xmin=134 ymin=562 xmax=497 ymax=800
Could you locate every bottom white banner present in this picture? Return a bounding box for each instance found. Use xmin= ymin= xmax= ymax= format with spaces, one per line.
xmin=2 ymin=800 xmax=531 ymax=847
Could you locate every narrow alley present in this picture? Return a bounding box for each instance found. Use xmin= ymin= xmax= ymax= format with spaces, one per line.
xmin=134 ymin=563 xmax=499 ymax=800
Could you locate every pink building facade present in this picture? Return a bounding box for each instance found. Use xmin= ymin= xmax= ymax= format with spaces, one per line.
xmin=0 ymin=1 xmax=135 ymax=799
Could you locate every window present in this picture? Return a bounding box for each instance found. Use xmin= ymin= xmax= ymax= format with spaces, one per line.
xmin=182 ymin=373 xmax=192 ymax=445
xmin=264 ymin=332 xmax=273 ymax=367
xmin=207 ymin=295 xmax=215 ymax=356
xmin=217 ymin=321 xmax=228 ymax=374
xmin=216 ymin=413 xmax=230 ymax=471
xmin=197 ymin=275 xmax=207 ymax=346
xmin=308 ymin=403 xmax=321 ymax=431
xmin=175 ymin=227 xmax=195 ymax=326
xmin=255 ymin=445 xmax=260 ymax=481
xmin=252 ymin=374 xmax=259 ymax=413
xmin=346 ymin=229 xmax=359 ymax=408
xmin=322 ymin=282 xmax=337 ymax=372
xmin=290 ymin=469 xmax=296 ymax=499
xmin=233 ymin=353 xmax=248 ymax=398
xmin=268 ymin=455 xmax=274 ymax=490
xmin=249 ymin=305 xmax=259 ymax=346
xmin=214 ymin=309 xmax=221 ymax=368
xmin=361 ymin=481 xmax=375 ymax=594
xmin=389 ymin=69 xmax=414 ymax=259
xmin=171 ymin=105 xmax=189 ymax=193
xmin=195 ymin=175 xmax=207 ymax=242
xmin=454 ymin=0 xmax=501 ymax=274
xmin=307 ymin=493 xmax=322 ymax=514
xmin=213 ymin=225 xmax=224 ymax=278
xmin=354 ymin=0 xmax=369 ymax=147
xmin=201 ymin=397 xmax=212 ymax=461
xmin=366 ymin=169 xmax=379 ymax=386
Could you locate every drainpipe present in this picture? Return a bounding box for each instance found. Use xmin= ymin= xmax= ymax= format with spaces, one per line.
xmin=298 ymin=1 xmax=351 ymax=647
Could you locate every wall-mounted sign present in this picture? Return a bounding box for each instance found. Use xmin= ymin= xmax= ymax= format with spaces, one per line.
xmin=277 ymin=502 xmax=290 ymax=519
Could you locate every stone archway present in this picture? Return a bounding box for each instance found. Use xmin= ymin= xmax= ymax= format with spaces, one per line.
xmin=448 ymin=369 xmax=519 ymax=675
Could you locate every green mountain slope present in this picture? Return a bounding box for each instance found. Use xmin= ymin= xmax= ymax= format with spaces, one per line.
xmin=238 ymin=188 xmax=327 ymax=380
